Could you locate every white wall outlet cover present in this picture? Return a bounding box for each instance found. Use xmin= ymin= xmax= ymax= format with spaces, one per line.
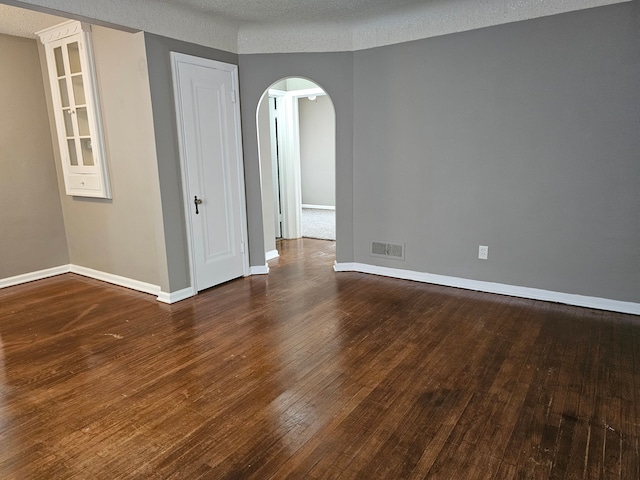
xmin=478 ymin=245 xmax=488 ymax=260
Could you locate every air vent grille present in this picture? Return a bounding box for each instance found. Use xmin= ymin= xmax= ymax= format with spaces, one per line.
xmin=371 ymin=241 xmax=405 ymax=260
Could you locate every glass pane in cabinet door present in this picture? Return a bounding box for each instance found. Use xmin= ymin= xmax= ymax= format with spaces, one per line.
xmin=76 ymin=107 xmax=90 ymax=136
xmin=67 ymin=139 xmax=78 ymax=166
xmin=72 ymin=75 xmax=86 ymax=105
xmin=67 ymin=42 xmax=81 ymax=74
xmin=59 ymin=78 xmax=69 ymax=107
xmin=63 ymin=109 xmax=74 ymax=136
xmin=81 ymin=139 xmax=95 ymax=166
xmin=54 ymin=47 xmax=65 ymax=77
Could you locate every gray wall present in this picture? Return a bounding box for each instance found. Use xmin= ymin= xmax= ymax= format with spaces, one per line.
xmin=0 ymin=33 xmax=69 ymax=278
xmin=14 ymin=1 xmax=632 ymax=304
xmin=42 ymin=28 xmax=168 ymax=289
xmin=238 ymin=52 xmax=354 ymax=264
xmin=352 ymin=2 xmax=640 ymax=302
xmin=299 ymin=94 xmax=335 ymax=207
xmin=144 ymin=33 xmax=239 ymax=291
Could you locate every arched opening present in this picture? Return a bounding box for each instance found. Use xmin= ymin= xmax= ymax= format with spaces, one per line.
xmin=256 ymin=77 xmax=336 ymax=262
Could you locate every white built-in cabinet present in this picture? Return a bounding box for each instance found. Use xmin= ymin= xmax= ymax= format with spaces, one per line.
xmin=37 ymin=21 xmax=111 ymax=198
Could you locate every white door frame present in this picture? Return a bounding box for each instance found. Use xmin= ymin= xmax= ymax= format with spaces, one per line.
xmin=171 ymin=52 xmax=250 ymax=293
xmin=268 ymin=87 xmax=326 ymax=239
xmin=268 ymin=92 xmax=285 ymax=239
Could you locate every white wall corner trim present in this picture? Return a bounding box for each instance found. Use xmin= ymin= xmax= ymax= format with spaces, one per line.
xmin=266 ymin=250 xmax=279 ymax=261
xmin=157 ymin=287 xmax=196 ymax=304
xmin=250 ymin=264 xmax=270 ymax=275
xmin=334 ymin=262 xmax=640 ymax=316
xmin=0 ymin=265 xmax=70 ymax=289
xmin=70 ymin=264 xmax=161 ymax=296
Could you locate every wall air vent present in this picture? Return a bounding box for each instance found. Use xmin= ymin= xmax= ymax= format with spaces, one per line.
xmin=370 ymin=241 xmax=405 ymax=260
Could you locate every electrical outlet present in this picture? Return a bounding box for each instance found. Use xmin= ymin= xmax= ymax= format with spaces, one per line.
xmin=478 ymin=245 xmax=488 ymax=260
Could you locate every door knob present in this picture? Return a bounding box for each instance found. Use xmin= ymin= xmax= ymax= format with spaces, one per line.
xmin=194 ymin=195 xmax=203 ymax=214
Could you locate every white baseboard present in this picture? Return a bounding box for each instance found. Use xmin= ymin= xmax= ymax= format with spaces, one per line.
xmin=71 ymin=265 xmax=198 ymax=304
xmin=0 ymin=265 xmax=70 ymax=289
xmin=250 ymin=264 xmax=270 ymax=275
xmin=70 ymin=264 xmax=161 ymax=296
xmin=334 ymin=262 xmax=357 ymax=273
xmin=266 ymin=250 xmax=279 ymax=261
xmin=334 ymin=262 xmax=640 ymax=316
xmin=302 ymin=204 xmax=335 ymax=211
xmin=2 ymin=264 xmax=195 ymax=305
xmin=157 ymin=287 xmax=195 ymax=304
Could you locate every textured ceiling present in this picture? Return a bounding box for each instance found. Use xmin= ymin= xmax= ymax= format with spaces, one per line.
xmin=0 ymin=4 xmax=65 ymax=39
xmin=149 ymin=0 xmax=429 ymax=24
xmin=0 ymin=0 xmax=631 ymax=53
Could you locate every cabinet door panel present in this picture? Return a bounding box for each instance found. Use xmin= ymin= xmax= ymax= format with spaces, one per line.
xmin=67 ymin=139 xmax=78 ymax=166
xmin=63 ymin=110 xmax=74 ymax=136
xmin=76 ymin=108 xmax=90 ymax=136
xmin=72 ymin=75 xmax=86 ymax=105
xmin=67 ymin=42 xmax=81 ymax=74
xmin=54 ymin=46 xmax=65 ymax=76
xmin=38 ymin=21 xmax=111 ymax=198
xmin=81 ymin=140 xmax=94 ymax=166
xmin=58 ymin=78 xmax=70 ymax=107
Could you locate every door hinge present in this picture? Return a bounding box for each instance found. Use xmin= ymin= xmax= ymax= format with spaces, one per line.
xmin=231 ymin=90 xmax=237 ymax=103
xmin=240 ymin=242 xmax=245 ymax=254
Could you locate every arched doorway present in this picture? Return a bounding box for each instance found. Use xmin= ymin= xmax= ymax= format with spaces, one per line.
xmin=256 ymin=77 xmax=336 ymax=261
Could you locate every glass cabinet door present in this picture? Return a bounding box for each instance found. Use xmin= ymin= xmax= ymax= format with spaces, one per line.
xmin=52 ymin=40 xmax=95 ymax=170
xmin=37 ymin=21 xmax=111 ymax=198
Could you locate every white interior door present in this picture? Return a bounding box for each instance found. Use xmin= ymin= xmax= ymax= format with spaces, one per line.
xmin=276 ymin=93 xmax=302 ymax=239
xmin=172 ymin=53 xmax=248 ymax=291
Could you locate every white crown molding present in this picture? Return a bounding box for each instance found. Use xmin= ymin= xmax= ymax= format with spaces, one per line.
xmin=334 ymin=262 xmax=640 ymax=316
xmin=35 ymin=19 xmax=88 ymax=43
xmin=14 ymin=0 xmax=240 ymax=53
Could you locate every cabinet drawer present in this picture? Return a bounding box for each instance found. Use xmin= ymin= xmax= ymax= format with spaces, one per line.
xmin=67 ymin=174 xmax=102 ymax=191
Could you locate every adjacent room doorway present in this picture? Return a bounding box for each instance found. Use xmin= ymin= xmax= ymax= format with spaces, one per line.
xmin=256 ymin=77 xmax=336 ymax=261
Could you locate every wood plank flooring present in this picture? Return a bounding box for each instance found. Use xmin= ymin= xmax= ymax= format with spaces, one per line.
xmin=0 ymin=238 xmax=638 ymax=479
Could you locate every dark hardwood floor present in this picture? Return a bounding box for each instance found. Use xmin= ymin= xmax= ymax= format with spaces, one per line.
xmin=0 ymin=238 xmax=638 ymax=479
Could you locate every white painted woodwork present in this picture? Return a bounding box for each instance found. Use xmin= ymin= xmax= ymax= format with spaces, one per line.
xmin=267 ymin=87 xmax=328 ymax=240
xmin=268 ymin=96 xmax=282 ymax=238
xmin=37 ymin=20 xmax=111 ymax=198
xmin=333 ymin=261 xmax=640 ymax=315
xmin=171 ymin=53 xmax=249 ymax=292
xmin=279 ymin=92 xmax=302 ymax=239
